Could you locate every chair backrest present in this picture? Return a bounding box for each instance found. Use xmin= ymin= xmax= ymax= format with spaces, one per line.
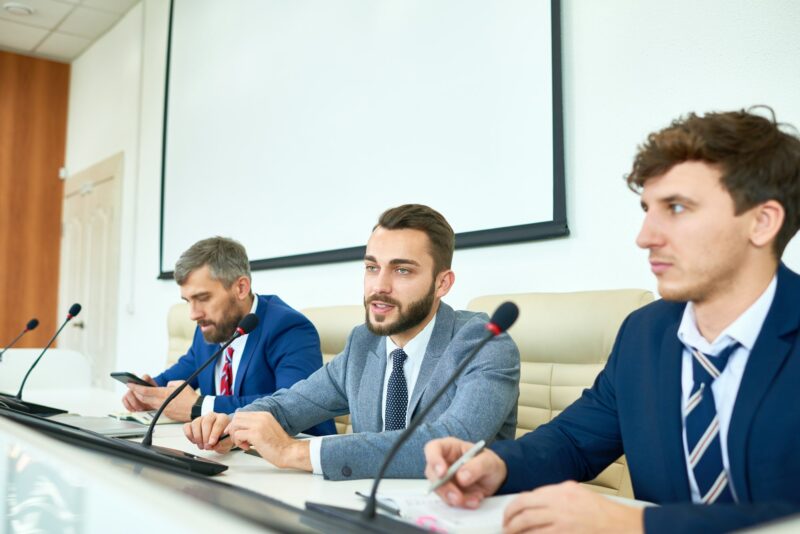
xmin=467 ymin=289 xmax=654 ymax=497
xmin=167 ymin=301 xmax=194 ymax=367
xmin=301 ymin=305 xmax=365 ymax=434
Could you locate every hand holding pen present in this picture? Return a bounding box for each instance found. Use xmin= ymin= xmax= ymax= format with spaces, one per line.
xmin=428 ymin=439 xmax=486 ymax=493
xmin=424 ymin=437 xmax=509 ymax=509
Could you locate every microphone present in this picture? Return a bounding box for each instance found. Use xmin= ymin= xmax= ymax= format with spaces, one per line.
xmin=0 ymin=318 xmax=39 ymax=362
xmin=306 ymin=302 xmax=519 ymax=530
xmin=16 ymin=304 xmax=81 ymax=400
xmin=140 ymin=313 xmax=259 ymax=447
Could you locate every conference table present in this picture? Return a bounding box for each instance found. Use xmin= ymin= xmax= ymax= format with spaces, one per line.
xmin=5 ymin=388 xmax=797 ymax=533
xmin=0 ymin=387 xmax=450 ymax=533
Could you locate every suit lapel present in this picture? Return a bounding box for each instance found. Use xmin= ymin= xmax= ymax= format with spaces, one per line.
xmin=408 ymin=303 xmax=455 ymax=420
xmin=198 ymin=342 xmax=218 ymax=395
xmin=727 ymin=264 xmax=800 ymax=502
xmin=656 ymin=308 xmax=692 ymax=502
xmin=359 ymin=337 xmax=387 ymax=431
xmin=234 ymin=296 xmax=264 ymax=395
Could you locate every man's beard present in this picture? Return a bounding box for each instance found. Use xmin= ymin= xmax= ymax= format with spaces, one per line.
xmin=364 ymin=283 xmax=436 ymax=337
xmin=199 ymin=295 xmax=243 ymax=343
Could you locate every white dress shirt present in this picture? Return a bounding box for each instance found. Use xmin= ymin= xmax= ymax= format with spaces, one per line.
xmin=200 ymin=294 xmax=259 ymax=415
xmin=308 ymin=315 xmax=437 ymax=475
xmin=678 ymin=276 xmax=776 ymax=503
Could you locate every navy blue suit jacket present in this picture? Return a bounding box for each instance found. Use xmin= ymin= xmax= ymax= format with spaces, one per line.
xmin=492 ymin=264 xmax=800 ymax=533
xmin=154 ymin=294 xmax=335 ymax=436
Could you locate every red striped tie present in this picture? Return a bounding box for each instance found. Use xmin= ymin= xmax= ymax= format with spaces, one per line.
xmin=220 ymin=346 xmax=233 ymax=395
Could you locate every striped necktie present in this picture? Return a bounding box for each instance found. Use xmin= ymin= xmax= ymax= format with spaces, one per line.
xmin=684 ymin=341 xmax=739 ymax=503
xmin=384 ymin=348 xmax=408 ymax=431
xmin=219 ymin=346 xmax=234 ymax=395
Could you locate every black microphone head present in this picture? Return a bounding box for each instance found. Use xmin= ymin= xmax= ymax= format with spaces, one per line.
xmin=236 ymin=313 xmax=259 ymax=335
xmin=68 ymin=303 xmax=82 ymax=318
xmin=26 ymin=318 xmax=39 ymax=331
xmin=487 ymin=301 xmax=519 ymax=335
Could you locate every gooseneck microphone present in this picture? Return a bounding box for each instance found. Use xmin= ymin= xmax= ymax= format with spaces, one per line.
xmin=16 ymin=304 xmax=81 ymax=400
xmin=140 ymin=313 xmax=259 ymax=447
xmin=0 ymin=318 xmax=39 ymax=362
xmin=307 ymin=301 xmax=519 ymax=530
xmin=362 ymin=301 xmax=519 ymax=519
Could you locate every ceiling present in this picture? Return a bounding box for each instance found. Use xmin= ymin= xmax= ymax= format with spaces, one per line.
xmin=0 ymin=0 xmax=139 ymax=63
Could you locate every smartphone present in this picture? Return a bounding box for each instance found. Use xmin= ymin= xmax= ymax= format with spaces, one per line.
xmin=110 ymin=371 xmax=153 ymax=387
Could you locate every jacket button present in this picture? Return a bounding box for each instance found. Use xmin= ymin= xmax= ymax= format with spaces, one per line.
xmin=341 ymin=466 xmax=352 ymax=477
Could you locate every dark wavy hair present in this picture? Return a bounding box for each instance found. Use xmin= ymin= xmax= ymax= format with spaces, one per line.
xmin=627 ymin=106 xmax=800 ymax=257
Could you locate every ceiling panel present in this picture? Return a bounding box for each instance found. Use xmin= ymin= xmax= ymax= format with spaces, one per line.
xmin=0 ymin=0 xmax=73 ymax=30
xmin=57 ymin=5 xmax=117 ymax=38
xmin=82 ymin=0 xmax=138 ymax=15
xmin=0 ymin=18 xmax=48 ymax=51
xmin=0 ymin=0 xmax=140 ymax=62
xmin=36 ymin=31 xmax=91 ymax=62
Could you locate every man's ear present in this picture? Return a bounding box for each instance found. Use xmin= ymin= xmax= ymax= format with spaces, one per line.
xmin=750 ymin=199 xmax=784 ymax=250
xmin=233 ymin=276 xmax=252 ymax=299
xmin=435 ymin=270 xmax=455 ymax=299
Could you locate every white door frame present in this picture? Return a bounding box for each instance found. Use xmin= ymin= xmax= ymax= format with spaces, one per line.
xmin=59 ymin=152 xmax=123 ymax=388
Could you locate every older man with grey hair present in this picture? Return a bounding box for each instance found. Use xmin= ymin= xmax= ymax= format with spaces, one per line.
xmin=122 ymin=236 xmax=336 ymax=436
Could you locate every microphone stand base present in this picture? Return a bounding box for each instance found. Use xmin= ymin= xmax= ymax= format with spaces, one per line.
xmin=0 ymin=392 xmax=66 ymax=416
xmin=305 ymin=502 xmax=426 ymax=533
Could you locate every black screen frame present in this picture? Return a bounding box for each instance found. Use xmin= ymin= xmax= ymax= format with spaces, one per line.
xmin=157 ymin=0 xmax=567 ymax=279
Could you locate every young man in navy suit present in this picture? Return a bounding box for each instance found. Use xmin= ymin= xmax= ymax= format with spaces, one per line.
xmin=425 ymin=108 xmax=800 ymax=533
xmin=122 ymin=236 xmax=335 ymax=436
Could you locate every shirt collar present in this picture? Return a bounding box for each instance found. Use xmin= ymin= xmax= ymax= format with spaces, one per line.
xmin=677 ymin=275 xmax=777 ymax=354
xmin=385 ymin=313 xmax=437 ymax=361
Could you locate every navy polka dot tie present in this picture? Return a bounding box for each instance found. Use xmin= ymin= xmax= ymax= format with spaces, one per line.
xmin=384 ymin=348 xmax=408 ymax=431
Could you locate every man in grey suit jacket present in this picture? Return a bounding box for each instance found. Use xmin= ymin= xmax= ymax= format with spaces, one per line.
xmin=184 ymin=204 xmax=520 ymax=480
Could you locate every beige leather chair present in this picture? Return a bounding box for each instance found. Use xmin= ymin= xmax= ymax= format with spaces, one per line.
xmin=167 ymin=301 xmax=194 ymax=367
xmin=300 ymin=305 xmax=365 ymax=434
xmin=467 ymin=289 xmax=654 ymax=498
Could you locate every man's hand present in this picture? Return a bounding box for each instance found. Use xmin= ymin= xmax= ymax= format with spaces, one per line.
xmin=184 ymin=412 xmax=233 ymax=453
xmin=424 ymin=437 xmax=508 ymax=509
xmin=225 ymin=412 xmax=311 ymax=471
xmin=121 ymin=373 xmax=157 ymax=412
xmin=127 ymin=380 xmax=199 ymax=422
xmin=502 ymin=481 xmax=644 ymax=534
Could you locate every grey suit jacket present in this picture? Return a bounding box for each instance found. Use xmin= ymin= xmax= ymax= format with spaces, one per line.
xmin=240 ymin=302 xmax=520 ymax=480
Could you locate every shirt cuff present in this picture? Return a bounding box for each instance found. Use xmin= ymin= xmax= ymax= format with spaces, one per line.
xmin=309 ymin=436 xmax=325 ymax=475
xmin=201 ymin=395 xmax=216 ymax=416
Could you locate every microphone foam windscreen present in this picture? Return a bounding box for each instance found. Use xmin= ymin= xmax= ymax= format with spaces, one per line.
xmin=238 ymin=313 xmax=259 ymax=334
xmin=490 ymin=301 xmax=519 ymax=333
xmin=26 ymin=318 xmax=39 ymax=330
xmin=68 ymin=303 xmax=82 ymax=317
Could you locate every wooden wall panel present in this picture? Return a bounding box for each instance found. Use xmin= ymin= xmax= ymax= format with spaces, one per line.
xmin=0 ymin=51 xmax=69 ymax=348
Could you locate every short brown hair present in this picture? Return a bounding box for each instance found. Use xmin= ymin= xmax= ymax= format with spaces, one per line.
xmin=626 ymin=107 xmax=800 ymax=257
xmin=375 ymin=204 xmax=455 ymax=274
xmin=174 ymin=236 xmax=251 ymax=287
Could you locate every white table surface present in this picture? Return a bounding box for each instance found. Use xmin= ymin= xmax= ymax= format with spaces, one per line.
xmin=10 ymin=387 xmax=671 ymax=534
xmin=22 ymin=387 xmax=429 ymax=511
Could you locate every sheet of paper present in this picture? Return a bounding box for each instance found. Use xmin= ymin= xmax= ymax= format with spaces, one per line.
xmin=376 ymin=490 xmax=654 ymax=533
xmin=108 ymin=410 xmax=178 ymax=425
xmin=377 ymin=490 xmax=514 ymax=533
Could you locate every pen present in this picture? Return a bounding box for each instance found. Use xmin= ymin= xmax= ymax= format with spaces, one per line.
xmin=427 ymin=439 xmax=486 ymax=493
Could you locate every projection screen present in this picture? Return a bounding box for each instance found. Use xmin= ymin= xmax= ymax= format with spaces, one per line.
xmin=159 ymin=0 xmax=566 ymax=276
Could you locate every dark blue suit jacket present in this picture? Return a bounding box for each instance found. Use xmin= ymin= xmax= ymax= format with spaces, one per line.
xmin=492 ymin=264 xmax=800 ymax=533
xmin=154 ymin=294 xmax=336 ymax=436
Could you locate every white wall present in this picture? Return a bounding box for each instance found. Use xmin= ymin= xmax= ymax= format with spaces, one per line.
xmin=65 ymin=0 xmax=800 ymax=377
